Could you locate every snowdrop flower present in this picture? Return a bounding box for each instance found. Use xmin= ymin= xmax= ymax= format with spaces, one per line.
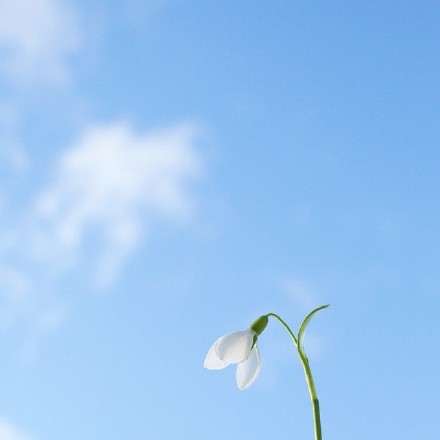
xmin=203 ymin=315 xmax=268 ymax=390
xmin=204 ymin=306 xmax=330 ymax=440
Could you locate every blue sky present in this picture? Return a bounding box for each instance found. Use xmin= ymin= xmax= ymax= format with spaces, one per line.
xmin=0 ymin=1 xmax=439 ymax=439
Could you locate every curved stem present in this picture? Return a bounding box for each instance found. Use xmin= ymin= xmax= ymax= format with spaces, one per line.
xmin=267 ymin=313 xmax=322 ymax=440
xmin=266 ymin=313 xmax=298 ymax=346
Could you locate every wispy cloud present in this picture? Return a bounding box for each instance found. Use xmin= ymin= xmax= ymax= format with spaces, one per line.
xmin=0 ymin=0 xmax=81 ymax=83
xmin=30 ymin=121 xmax=203 ymax=285
xmin=0 ymin=420 xmax=33 ymax=440
xmin=0 ymin=120 xmax=205 ymax=352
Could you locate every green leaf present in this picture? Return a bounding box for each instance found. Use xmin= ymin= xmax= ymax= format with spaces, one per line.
xmin=297 ymin=304 xmax=330 ymax=354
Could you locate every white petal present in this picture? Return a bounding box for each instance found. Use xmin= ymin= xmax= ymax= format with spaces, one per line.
xmin=215 ymin=330 xmax=255 ymax=364
xmin=203 ymin=337 xmax=230 ymax=370
xmin=236 ymin=345 xmax=261 ymax=390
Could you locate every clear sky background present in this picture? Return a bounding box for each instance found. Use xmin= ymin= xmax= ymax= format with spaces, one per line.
xmin=0 ymin=1 xmax=439 ymax=439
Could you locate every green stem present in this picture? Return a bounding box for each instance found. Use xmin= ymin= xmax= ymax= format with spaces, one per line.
xmin=266 ymin=313 xmax=298 ymax=346
xmin=298 ymin=350 xmax=322 ymax=440
xmin=266 ymin=313 xmax=322 ymax=440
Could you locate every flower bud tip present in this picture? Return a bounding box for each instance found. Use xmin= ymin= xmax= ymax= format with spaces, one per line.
xmin=250 ymin=315 xmax=268 ymax=336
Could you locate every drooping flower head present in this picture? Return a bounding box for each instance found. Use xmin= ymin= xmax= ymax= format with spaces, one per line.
xmin=203 ymin=315 xmax=268 ymax=390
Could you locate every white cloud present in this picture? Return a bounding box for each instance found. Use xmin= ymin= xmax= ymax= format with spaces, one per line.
xmin=32 ymin=121 xmax=203 ymax=285
xmin=0 ymin=0 xmax=81 ymax=83
xmin=0 ymin=420 xmax=33 ymax=440
xmin=0 ymin=120 xmax=204 ymax=354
